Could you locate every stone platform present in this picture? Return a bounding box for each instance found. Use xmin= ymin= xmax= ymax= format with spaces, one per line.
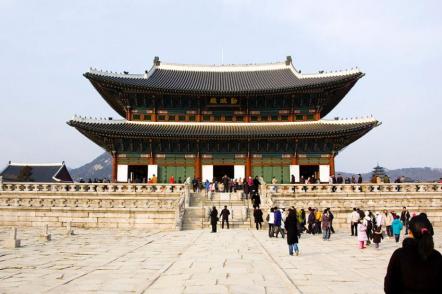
xmin=1 ymin=227 xmax=441 ymax=293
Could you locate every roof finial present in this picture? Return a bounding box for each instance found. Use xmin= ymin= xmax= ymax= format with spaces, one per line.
xmin=285 ymin=56 xmax=292 ymax=66
xmin=153 ymin=56 xmax=161 ymax=66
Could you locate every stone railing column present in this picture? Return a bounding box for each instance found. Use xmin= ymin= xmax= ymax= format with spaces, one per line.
xmin=0 ymin=176 xmax=3 ymax=191
xmin=184 ymin=184 xmax=191 ymax=207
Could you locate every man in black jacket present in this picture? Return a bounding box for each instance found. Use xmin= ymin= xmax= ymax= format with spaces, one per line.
xmin=220 ymin=206 xmax=230 ymax=229
xmin=210 ymin=206 xmax=218 ymax=233
xmin=400 ymin=207 xmax=410 ymax=234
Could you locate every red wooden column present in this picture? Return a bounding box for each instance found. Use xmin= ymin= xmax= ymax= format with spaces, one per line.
xmin=111 ymin=151 xmax=118 ymax=183
xmin=149 ymin=140 xmax=155 ymax=164
xmin=195 ymin=153 xmax=201 ymax=180
xmin=290 ymin=155 xmax=298 ymax=165
xmin=245 ymin=154 xmax=252 ymax=178
xmin=329 ymin=155 xmax=335 ymax=176
xmin=126 ymin=106 xmax=132 ymax=120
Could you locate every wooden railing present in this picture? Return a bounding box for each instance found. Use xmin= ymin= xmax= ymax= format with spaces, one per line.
xmin=0 ymin=181 xmax=186 ymax=194
xmin=266 ymin=183 xmax=442 ymax=194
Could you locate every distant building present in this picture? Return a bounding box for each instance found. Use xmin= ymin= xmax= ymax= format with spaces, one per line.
xmin=372 ymin=165 xmax=387 ymax=179
xmin=0 ymin=162 xmax=73 ymax=183
xmin=68 ymin=56 xmax=380 ymax=183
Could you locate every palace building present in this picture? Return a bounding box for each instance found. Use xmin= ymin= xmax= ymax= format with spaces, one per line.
xmin=68 ymin=56 xmax=379 ymax=183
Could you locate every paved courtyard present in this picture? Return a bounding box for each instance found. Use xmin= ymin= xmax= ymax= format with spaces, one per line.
xmin=1 ymin=227 xmax=441 ymax=294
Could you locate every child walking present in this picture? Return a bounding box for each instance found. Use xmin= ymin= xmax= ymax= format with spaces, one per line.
xmin=357 ymin=220 xmax=368 ymax=249
xmin=373 ymin=225 xmax=383 ymax=249
xmin=391 ymin=215 xmax=403 ymax=243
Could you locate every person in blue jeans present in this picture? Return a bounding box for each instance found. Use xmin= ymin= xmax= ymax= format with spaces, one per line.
xmin=392 ymin=215 xmax=403 ymax=243
xmin=284 ymin=208 xmax=300 ymax=256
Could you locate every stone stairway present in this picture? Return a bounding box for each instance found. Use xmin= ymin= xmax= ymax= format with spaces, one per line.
xmin=182 ymin=191 xmax=254 ymax=230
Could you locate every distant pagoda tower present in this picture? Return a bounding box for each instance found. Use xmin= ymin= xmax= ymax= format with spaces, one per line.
xmin=372 ymin=164 xmax=386 ymax=178
xmin=68 ymin=56 xmax=380 ymax=183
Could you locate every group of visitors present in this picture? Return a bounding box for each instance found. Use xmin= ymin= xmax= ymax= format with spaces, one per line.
xmin=202 ymin=175 xmax=262 ymax=195
xmin=265 ymin=206 xmax=300 ymax=255
xmin=349 ymin=207 xmax=414 ymax=249
xmin=209 ymin=203 xmax=441 ymax=292
xmin=305 ymin=207 xmax=335 ymax=237
xmin=209 ymin=205 xmax=231 ymax=232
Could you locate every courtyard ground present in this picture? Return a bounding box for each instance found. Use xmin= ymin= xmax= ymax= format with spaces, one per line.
xmin=1 ymin=227 xmax=441 ymax=294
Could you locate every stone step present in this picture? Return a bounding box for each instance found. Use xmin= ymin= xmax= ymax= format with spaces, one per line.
xmin=182 ymin=221 xmax=253 ymax=230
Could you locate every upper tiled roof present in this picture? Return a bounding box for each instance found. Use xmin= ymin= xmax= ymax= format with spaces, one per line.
xmin=84 ymin=57 xmax=364 ymax=94
xmin=68 ymin=117 xmax=379 ymax=139
xmin=0 ymin=163 xmax=73 ymax=183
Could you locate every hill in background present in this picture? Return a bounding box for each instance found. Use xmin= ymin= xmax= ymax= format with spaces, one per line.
xmin=69 ymin=152 xmax=442 ymax=182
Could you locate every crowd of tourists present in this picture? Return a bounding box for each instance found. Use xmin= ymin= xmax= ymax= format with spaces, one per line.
xmin=348 ymin=206 xmax=416 ymax=249
xmin=207 ymin=201 xmax=441 ymax=292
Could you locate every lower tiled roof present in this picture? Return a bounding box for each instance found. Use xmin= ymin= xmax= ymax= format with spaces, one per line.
xmin=68 ymin=118 xmax=380 ymax=139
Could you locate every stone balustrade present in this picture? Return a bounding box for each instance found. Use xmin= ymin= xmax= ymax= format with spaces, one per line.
xmin=0 ymin=182 xmax=189 ymax=229
xmin=267 ymin=183 xmax=442 ymax=195
xmin=0 ymin=182 xmax=186 ymax=194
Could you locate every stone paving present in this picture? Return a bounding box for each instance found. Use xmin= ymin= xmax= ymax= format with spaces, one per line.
xmin=1 ymin=227 xmax=441 ymax=294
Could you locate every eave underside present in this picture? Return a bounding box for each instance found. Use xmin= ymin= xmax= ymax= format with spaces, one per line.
xmin=86 ymin=73 xmax=362 ymax=119
xmin=68 ymin=120 xmax=378 ymax=155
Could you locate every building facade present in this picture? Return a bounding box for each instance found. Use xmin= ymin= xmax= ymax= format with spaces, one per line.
xmin=69 ymin=56 xmax=379 ymax=183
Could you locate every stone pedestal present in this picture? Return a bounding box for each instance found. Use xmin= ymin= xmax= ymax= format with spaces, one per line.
xmin=5 ymin=227 xmax=20 ymax=248
xmin=66 ymin=222 xmax=74 ymax=236
xmin=39 ymin=225 xmax=51 ymax=241
xmin=5 ymin=239 xmax=21 ymax=248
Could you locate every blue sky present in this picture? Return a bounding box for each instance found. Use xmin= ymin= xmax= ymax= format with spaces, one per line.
xmin=0 ymin=0 xmax=441 ymax=172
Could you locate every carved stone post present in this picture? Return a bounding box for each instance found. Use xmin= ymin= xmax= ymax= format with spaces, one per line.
xmin=0 ymin=175 xmax=3 ymax=191
xmin=66 ymin=222 xmax=74 ymax=236
xmin=40 ymin=224 xmax=51 ymax=241
xmin=6 ymin=227 xmax=21 ymax=248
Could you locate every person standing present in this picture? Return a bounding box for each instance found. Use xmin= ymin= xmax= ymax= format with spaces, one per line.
xmin=400 ymin=206 xmax=410 ymax=235
xmin=210 ymin=206 xmax=218 ymax=233
xmin=373 ymin=225 xmax=383 ymax=249
xmin=267 ymin=208 xmax=275 ymax=237
xmin=364 ymin=212 xmax=373 ymax=246
xmin=315 ymin=208 xmax=322 ymax=234
xmin=273 ymin=207 xmax=283 ymax=238
xmin=322 ymin=209 xmax=331 ymax=240
xmin=376 ymin=211 xmax=386 ymax=236
xmin=307 ymin=208 xmax=315 ymax=234
xmin=384 ymin=214 xmax=442 ymax=293
xmin=251 ymin=191 xmax=261 ymax=208
xmin=350 ymin=208 xmax=360 ymax=236
xmin=219 ymin=205 xmax=230 ymax=229
xmin=385 ymin=210 xmax=394 ymax=238
xmin=391 ymin=216 xmax=403 ymax=243
xmin=204 ymin=179 xmax=210 ymax=197
xmin=327 ymin=208 xmax=335 ymax=233
xmin=254 ymin=207 xmax=263 ymax=230
xmin=357 ymin=220 xmax=368 ymax=249
xmin=285 ymin=208 xmax=300 ymax=256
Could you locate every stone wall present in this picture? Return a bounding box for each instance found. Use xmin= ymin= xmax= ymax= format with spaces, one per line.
xmin=0 ymin=182 xmax=186 ymax=230
xmin=1 ymin=182 xmax=442 ymax=230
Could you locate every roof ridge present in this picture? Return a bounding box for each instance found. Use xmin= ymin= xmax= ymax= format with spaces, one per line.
xmin=69 ymin=117 xmax=378 ymax=125
xmin=9 ymin=163 xmax=64 ymax=166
